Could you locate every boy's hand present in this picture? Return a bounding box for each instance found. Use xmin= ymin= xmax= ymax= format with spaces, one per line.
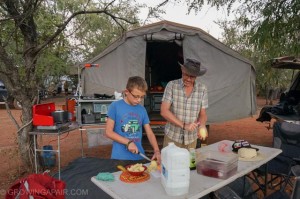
xmin=152 ymin=151 xmax=161 ymax=165
xmin=128 ymin=141 xmax=139 ymax=154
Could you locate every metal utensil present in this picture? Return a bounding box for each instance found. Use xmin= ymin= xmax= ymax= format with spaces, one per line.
xmin=138 ymin=152 xmax=151 ymax=162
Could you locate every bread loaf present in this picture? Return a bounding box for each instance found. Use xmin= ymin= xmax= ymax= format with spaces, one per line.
xmin=238 ymin=148 xmax=257 ymax=159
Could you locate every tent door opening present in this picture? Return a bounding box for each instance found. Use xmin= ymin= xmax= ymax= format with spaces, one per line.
xmin=144 ymin=41 xmax=183 ymax=120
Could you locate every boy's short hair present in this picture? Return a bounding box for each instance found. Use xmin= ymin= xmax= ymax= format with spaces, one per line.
xmin=126 ymin=76 xmax=148 ymax=92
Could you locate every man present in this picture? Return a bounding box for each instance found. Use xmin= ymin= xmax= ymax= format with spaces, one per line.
xmin=160 ymin=58 xmax=208 ymax=149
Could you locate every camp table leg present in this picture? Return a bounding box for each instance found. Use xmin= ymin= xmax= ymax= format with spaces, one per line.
xmin=80 ymin=127 xmax=85 ymax=157
xmin=33 ymin=134 xmax=38 ymax=173
xmin=58 ymin=133 xmax=61 ymax=180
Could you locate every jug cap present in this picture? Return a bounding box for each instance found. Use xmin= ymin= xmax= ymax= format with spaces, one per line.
xmin=168 ymin=142 xmax=175 ymax=146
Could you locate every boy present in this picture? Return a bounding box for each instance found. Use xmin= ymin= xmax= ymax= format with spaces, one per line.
xmin=105 ymin=76 xmax=161 ymax=163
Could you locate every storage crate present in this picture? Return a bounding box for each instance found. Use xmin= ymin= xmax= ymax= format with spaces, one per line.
xmin=87 ymin=129 xmax=113 ymax=147
xmin=196 ymin=150 xmax=238 ymax=179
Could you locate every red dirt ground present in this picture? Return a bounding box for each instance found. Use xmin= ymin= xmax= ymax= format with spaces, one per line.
xmin=0 ymin=96 xmax=276 ymax=197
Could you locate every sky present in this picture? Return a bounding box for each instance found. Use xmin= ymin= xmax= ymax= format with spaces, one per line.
xmin=137 ymin=1 xmax=236 ymax=39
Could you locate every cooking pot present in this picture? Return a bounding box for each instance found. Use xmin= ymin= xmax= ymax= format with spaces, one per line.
xmin=51 ymin=110 xmax=69 ymax=124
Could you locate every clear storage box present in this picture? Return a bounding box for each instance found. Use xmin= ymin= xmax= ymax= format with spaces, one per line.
xmin=87 ymin=129 xmax=113 ymax=147
xmin=196 ymin=150 xmax=238 ymax=179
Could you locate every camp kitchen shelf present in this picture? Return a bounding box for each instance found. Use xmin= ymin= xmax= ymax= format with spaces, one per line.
xmin=75 ymin=99 xmax=116 ymax=153
xmin=76 ymin=99 xmax=116 ymax=126
xmin=29 ymin=123 xmax=80 ymax=180
xmin=145 ymin=92 xmax=164 ymax=113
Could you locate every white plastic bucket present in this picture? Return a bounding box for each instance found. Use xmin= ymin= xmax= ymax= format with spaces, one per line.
xmin=161 ymin=142 xmax=190 ymax=196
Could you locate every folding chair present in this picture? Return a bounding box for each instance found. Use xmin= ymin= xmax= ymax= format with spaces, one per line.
xmin=214 ymin=177 xmax=258 ymax=199
xmin=268 ymin=122 xmax=300 ymax=188
xmin=216 ymin=165 xmax=300 ymax=199
xmin=264 ymin=165 xmax=300 ymax=199
xmin=246 ymin=121 xmax=300 ymax=196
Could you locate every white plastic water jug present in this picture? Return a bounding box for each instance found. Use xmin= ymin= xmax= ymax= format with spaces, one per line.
xmin=161 ymin=142 xmax=190 ymax=196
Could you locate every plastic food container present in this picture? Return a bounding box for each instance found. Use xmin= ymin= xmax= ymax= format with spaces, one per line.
xmin=196 ymin=151 xmax=238 ymax=179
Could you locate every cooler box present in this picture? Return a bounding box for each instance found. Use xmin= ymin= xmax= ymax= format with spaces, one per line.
xmin=196 ymin=151 xmax=238 ymax=179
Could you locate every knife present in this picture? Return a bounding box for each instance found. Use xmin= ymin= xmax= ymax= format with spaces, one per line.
xmin=138 ymin=152 xmax=152 ymax=162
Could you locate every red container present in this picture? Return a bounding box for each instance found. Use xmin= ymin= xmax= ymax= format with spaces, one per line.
xmin=67 ymin=99 xmax=76 ymax=121
xmin=126 ymin=165 xmax=147 ymax=176
xmin=32 ymin=103 xmax=55 ymax=126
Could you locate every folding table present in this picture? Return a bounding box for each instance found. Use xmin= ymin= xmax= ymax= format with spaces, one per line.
xmin=91 ymin=140 xmax=282 ymax=199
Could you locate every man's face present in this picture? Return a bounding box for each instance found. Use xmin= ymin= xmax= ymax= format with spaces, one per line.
xmin=181 ymin=68 xmax=196 ymax=87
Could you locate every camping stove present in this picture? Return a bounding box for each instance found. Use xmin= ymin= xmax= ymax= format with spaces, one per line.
xmin=36 ymin=121 xmax=71 ymax=130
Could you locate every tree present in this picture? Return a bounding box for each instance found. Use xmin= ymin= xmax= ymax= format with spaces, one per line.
xmin=212 ymin=0 xmax=299 ymax=102
xmin=151 ymin=0 xmax=299 ymax=102
xmin=151 ymin=0 xmax=299 ymax=56
xmin=0 ymin=0 xmax=139 ymax=171
xmin=218 ymin=19 xmax=293 ymax=104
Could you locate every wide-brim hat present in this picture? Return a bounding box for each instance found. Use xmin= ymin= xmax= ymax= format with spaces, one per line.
xmin=179 ymin=58 xmax=207 ymax=76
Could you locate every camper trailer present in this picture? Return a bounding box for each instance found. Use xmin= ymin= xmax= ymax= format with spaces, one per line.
xmin=80 ymin=21 xmax=256 ymax=122
xmin=78 ymin=21 xmax=257 ymax=153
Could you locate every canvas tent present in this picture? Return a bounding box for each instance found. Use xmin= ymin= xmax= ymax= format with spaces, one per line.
xmin=80 ymin=20 xmax=256 ymax=123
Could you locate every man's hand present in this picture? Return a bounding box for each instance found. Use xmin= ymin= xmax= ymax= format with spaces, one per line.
xmin=198 ymin=126 xmax=208 ymax=140
xmin=185 ymin=122 xmax=198 ymax=132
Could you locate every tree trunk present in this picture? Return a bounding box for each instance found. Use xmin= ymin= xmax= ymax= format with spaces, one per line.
xmin=265 ymin=85 xmax=269 ymax=105
xmin=17 ymin=98 xmax=35 ymax=172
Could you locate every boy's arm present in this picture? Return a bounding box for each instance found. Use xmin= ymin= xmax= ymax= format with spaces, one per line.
xmin=144 ymin=124 xmax=161 ymax=164
xmin=105 ymin=118 xmax=138 ymax=153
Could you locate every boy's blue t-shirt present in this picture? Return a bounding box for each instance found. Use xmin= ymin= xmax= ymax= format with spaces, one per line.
xmin=107 ymin=99 xmax=150 ymax=160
